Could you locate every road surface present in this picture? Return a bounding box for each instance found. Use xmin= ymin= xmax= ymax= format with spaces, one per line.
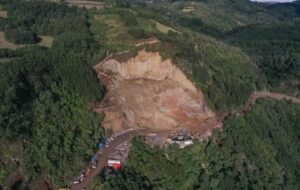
xmin=70 ymin=129 xmax=147 ymax=190
xmin=238 ymin=91 xmax=300 ymax=114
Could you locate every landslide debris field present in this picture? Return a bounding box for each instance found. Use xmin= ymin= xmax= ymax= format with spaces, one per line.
xmin=94 ymin=50 xmax=220 ymax=137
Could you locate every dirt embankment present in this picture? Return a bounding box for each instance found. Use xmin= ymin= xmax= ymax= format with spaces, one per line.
xmin=94 ymin=50 xmax=219 ymax=138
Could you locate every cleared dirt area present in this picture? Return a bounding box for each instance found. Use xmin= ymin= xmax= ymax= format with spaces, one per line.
xmin=94 ymin=50 xmax=219 ymax=137
xmin=66 ymin=0 xmax=107 ymax=10
xmin=38 ymin=35 xmax=54 ymax=48
xmin=0 ymin=6 xmax=7 ymax=18
xmin=0 ymin=10 xmax=7 ymax=18
xmin=182 ymin=6 xmax=195 ymax=13
xmin=0 ymin=32 xmax=24 ymax=49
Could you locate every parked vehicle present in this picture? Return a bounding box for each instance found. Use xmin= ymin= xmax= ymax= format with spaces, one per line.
xmin=98 ymin=141 xmax=105 ymax=149
xmin=78 ymin=173 xmax=85 ymax=182
xmin=91 ymin=161 xmax=97 ymax=169
xmin=90 ymin=155 xmax=97 ymax=162
xmin=108 ymin=159 xmax=121 ymax=168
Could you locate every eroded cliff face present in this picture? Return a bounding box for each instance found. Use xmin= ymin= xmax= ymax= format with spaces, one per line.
xmin=100 ymin=51 xmax=197 ymax=92
xmin=94 ymin=50 xmax=219 ymax=136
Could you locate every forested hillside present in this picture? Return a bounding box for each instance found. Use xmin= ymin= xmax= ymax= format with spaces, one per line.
xmin=0 ymin=0 xmax=299 ymax=189
xmin=225 ymin=21 xmax=300 ymax=96
xmin=0 ymin=1 xmax=105 ymax=188
xmin=263 ymin=0 xmax=300 ymax=18
xmin=138 ymin=0 xmax=300 ymax=97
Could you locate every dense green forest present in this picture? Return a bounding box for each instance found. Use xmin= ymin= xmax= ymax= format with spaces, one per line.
xmin=0 ymin=0 xmax=105 ymax=188
xmin=0 ymin=0 xmax=299 ymax=189
xmin=103 ymin=99 xmax=300 ymax=190
xmin=225 ymin=22 xmax=300 ymax=96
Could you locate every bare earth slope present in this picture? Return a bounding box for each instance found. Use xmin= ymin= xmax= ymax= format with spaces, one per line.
xmin=94 ymin=50 xmax=218 ymax=136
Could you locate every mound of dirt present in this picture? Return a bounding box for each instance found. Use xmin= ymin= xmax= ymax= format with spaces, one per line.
xmin=94 ymin=50 xmax=219 ymax=137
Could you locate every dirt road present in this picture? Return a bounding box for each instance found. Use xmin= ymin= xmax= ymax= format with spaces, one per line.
xmin=70 ymin=129 xmax=147 ymax=190
xmin=238 ymin=91 xmax=300 ymax=114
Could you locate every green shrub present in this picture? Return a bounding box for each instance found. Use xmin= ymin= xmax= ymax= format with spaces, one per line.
xmin=4 ymin=28 xmax=38 ymax=44
xmin=128 ymin=28 xmax=148 ymax=39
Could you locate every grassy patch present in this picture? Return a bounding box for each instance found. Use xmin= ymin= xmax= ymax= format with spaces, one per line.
xmin=0 ymin=6 xmax=7 ymax=18
xmin=94 ymin=14 xmax=132 ymax=43
xmin=0 ymin=139 xmax=23 ymax=185
xmin=91 ymin=13 xmax=134 ymax=53
xmin=38 ymin=35 xmax=54 ymax=48
xmin=0 ymin=58 xmax=14 ymax=63
xmin=0 ymin=32 xmax=24 ymax=49
xmin=138 ymin=18 xmax=157 ymax=34
xmin=154 ymin=21 xmax=177 ymax=34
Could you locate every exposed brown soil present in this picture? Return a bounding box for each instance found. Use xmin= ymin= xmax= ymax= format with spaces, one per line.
xmin=4 ymin=170 xmax=23 ymax=189
xmin=30 ymin=178 xmax=53 ymax=190
xmin=65 ymin=0 xmax=108 ymax=9
xmin=94 ymin=50 xmax=219 ymax=137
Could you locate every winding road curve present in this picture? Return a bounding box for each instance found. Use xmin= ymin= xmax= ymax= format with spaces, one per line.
xmin=69 ymin=91 xmax=300 ymax=190
xmin=240 ymin=91 xmax=300 ymax=113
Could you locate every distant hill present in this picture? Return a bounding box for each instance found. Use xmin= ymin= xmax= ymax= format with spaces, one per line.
xmin=144 ymin=0 xmax=281 ymax=31
xmin=264 ymin=0 xmax=300 ymax=17
xmin=294 ymin=0 xmax=300 ymax=4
